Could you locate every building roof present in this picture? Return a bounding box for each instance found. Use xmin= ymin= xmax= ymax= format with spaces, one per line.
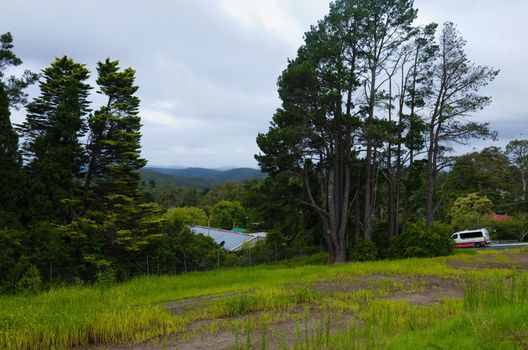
xmin=248 ymin=232 xmax=267 ymax=238
xmin=190 ymin=226 xmax=261 ymax=252
xmin=231 ymin=227 xmax=247 ymax=233
xmin=493 ymin=214 xmax=512 ymax=221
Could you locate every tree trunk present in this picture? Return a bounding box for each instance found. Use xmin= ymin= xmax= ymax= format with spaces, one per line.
xmin=363 ymin=66 xmax=377 ymax=241
xmin=425 ymin=116 xmax=438 ymax=226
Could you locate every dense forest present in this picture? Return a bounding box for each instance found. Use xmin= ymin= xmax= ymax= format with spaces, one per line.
xmin=1 ymin=0 xmax=528 ymax=295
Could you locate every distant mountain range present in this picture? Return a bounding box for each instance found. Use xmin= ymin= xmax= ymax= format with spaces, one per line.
xmin=139 ymin=166 xmax=265 ymax=189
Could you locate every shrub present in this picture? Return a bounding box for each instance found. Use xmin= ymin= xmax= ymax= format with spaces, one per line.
xmin=164 ymin=207 xmax=208 ymax=234
xmin=94 ymin=268 xmax=117 ymax=288
xmin=241 ymin=241 xmax=274 ymax=265
xmin=372 ymin=222 xmax=391 ymax=259
xmin=389 ymin=221 xmax=453 ymax=259
xmin=451 ymin=193 xmax=493 ymax=231
xmin=16 ymin=265 xmax=42 ymax=294
xmin=489 ymin=214 xmax=528 ymax=242
xmin=348 ymin=239 xmax=379 ymax=262
xmin=210 ymin=201 xmax=246 ymax=230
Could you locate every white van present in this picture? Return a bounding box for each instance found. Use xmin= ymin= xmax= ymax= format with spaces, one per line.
xmin=451 ymin=228 xmax=491 ymax=248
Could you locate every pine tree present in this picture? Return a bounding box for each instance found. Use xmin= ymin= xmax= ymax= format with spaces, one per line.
xmin=20 ymin=56 xmax=91 ymax=223
xmin=0 ymin=83 xmax=23 ymax=227
xmin=0 ymin=32 xmax=36 ymax=227
xmin=83 ymin=59 xmax=162 ymax=275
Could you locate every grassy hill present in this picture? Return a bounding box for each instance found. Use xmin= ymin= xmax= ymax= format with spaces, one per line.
xmin=2 ymin=250 xmax=528 ymax=349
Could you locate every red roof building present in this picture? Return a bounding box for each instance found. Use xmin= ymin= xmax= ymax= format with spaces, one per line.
xmin=493 ymin=214 xmax=512 ymax=221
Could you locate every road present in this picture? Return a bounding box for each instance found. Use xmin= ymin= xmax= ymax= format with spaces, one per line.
xmin=483 ymin=243 xmax=528 ymax=250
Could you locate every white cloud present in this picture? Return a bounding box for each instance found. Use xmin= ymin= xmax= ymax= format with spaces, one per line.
xmin=141 ymin=108 xmax=203 ymax=130
xmin=219 ymin=0 xmax=304 ymax=47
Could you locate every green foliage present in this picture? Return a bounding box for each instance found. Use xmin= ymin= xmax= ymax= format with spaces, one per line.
xmin=20 ymin=56 xmax=91 ymax=222
xmin=2 ymin=250 xmax=527 ymax=349
xmin=0 ymin=32 xmax=39 ymax=108
xmin=210 ymin=200 xmax=246 ymax=230
xmin=490 ymin=214 xmax=528 ymax=241
xmin=0 ymin=229 xmax=28 ymax=293
xmin=389 ymin=222 xmax=453 ymax=258
xmin=79 ymin=59 xmax=163 ymax=278
xmin=248 ymin=174 xmax=322 ymax=250
xmin=94 ymin=268 xmax=117 ymax=289
xmin=0 ymin=83 xmax=24 ymax=227
xmin=151 ymin=185 xmax=203 ymax=208
xmin=164 ymin=207 xmax=208 ymax=234
xmin=199 ymin=181 xmax=248 ymax=210
xmin=445 ymin=148 xmax=514 ymax=208
xmin=0 ymin=33 xmax=36 ymax=228
xmin=150 ymin=226 xmax=235 ymax=274
xmin=451 ymin=193 xmax=493 ymax=230
xmin=16 ymin=265 xmax=41 ymax=294
xmin=237 ymin=241 xmax=275 ymax=265
xmin=348 ymin=240 xmax=379 ymax=262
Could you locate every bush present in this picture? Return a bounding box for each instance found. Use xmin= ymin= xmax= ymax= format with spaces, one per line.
xmin=372 ymin=222 xmax=391 ymax=259
xmin=94 ymin=268 xmax=117 ymax=288
xmin=489 ymin=214 xmax=528 ymax=242
xmin=164 ymin=207 xmax=208 ymax=234
xmin=210 ymin=201 xmax=246 ymax=230
xmin=241 ymin=241 xmax=274 ymax=265
xmin=0 ymin=228 xmax=28 ymax=293
xmin=348 ymin=239 xmax=379 ymax=262
xmin=389 ymin=221 xmax=453 ymax=259
xmin=451 ymin=193 xmax=493 ymax=231
xmin=150 ymin=226 xmax=238 ymax=273
xmin=16 ymin=265 xmax=42 ymax=294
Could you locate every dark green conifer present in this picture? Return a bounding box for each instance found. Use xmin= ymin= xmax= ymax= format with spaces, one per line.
xmin=0 ymin=32 xmax=36 ymax=227
xmin=20 ymin=56 xmax=91 ymax=223
xmin=83 ymin=59 xmax=162 ymax=275
xmin=0 ymin=83 xmax=23 ymax=227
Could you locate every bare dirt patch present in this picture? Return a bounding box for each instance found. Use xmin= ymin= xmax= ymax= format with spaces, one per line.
xmin=93 ymin=309 xmax=353 ymax=350
xmin=448 ymin=252 xmax=528 ymax=270
xmin=92 ymin=274 xmax=463 ymax=349
xmin=387 ymin=276 xmax=463 ymax=305
xmin=295 ymin=274 xmax=463 ymax=305
xmin=172 ymin=310 xmax=353 ymax=350
xmin=302 ymin=274 xmax=391 ymax=294
xmin=164 ymin=291 xmax=247 ymax=316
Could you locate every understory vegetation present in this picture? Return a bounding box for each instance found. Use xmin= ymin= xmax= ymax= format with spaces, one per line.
xmin=1 ymin=250 xmax=527 ymax=349
xmin=2 ymin=0 xmax=528 ymax=294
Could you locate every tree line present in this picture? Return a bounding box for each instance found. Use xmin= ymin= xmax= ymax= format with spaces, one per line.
xmin=256 ymin=0 xmax=499 ymax=263
xmin=0 ymin=33 xmax=169 ymax=292
xmin=1 ymin=0 xmax=526 ymax=292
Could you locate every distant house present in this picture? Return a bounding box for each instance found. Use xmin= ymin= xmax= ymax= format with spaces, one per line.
xmin=190 ymin=226 xmax=267 ymax=252
xmin=493 ymin=214 xmax=512 ymax=222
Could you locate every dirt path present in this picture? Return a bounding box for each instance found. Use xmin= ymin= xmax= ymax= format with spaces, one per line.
xmin=97 ymin=252 xmax=528 ymax=349
xmin=91 ymin=272 xmax=464 ymax=350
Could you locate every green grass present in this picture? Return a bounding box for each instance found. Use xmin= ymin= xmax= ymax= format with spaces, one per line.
xmin=1 ymin=251 xmax=527 ymax=349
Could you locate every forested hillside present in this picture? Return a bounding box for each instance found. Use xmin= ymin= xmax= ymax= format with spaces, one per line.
xmin=139 ymin=166 xmax=265 ymax=190
xmin=139 ymin=168 xmax=220 ymax=190
xmin=147 ymin=167 xmax=265 ymax=183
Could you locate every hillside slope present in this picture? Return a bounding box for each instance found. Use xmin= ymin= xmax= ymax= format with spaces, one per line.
xmin=139 ymin=167 xmax=265 ymax=189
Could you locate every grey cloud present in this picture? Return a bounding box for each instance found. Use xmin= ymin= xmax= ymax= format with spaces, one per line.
xmin=3 ymin=0 xmax=528 ymax=166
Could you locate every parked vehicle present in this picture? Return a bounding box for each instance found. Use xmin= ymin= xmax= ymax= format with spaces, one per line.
xmin=451 ymin=228 xmax=491 ymax=248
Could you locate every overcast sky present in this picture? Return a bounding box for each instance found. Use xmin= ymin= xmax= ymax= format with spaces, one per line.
xmin=3 ymin=0 xmax=527 ymax=168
